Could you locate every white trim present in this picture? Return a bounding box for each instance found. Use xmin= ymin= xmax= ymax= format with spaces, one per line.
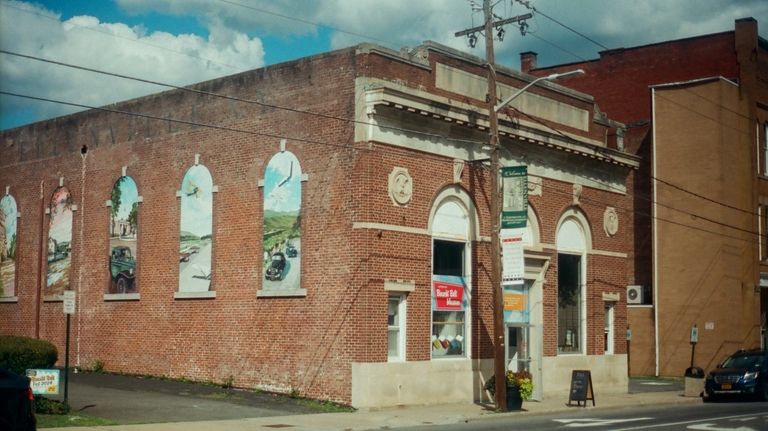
xmin=388 ymin=294 xmax=407 ymax=362
xmin=104 ymin=293 xmax=140 ymax=301
xmin=353 ymin=222 xmax=429 ymax=236
xmin=384 ymin=279 xmax=416 ymax=292
xmin=652 ymin=88 xmax=660 ymax=377
xmin=0 ymin=297 xmax=19 ymax=303
xmin=257 ymin=288 xmax=307 ymax=298
xmin=174 ymin=291 xmax=216 ymax=299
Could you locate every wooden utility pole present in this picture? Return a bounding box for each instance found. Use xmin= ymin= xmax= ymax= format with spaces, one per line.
xmin=455 ymin=0 xmax=531 ymax=412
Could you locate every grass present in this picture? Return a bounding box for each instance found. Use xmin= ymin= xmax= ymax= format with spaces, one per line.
xmin=36 ymin=413 xmax=117 ymax=428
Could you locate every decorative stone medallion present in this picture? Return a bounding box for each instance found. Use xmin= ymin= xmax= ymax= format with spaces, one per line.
xmin=603 ymin=207 xmax=619 ymax=237
xmin=389 ymin=167 xmax=413 ymax=206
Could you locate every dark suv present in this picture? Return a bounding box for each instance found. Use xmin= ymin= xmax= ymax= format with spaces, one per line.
xmin=704 ymin=349 xmax=768 ymax=401
xmin=0 ymin=368 xmax=36 ymax=430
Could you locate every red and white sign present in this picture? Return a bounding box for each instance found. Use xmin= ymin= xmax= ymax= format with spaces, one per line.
xmin=433 ymin=281 xmax=464 ymax=311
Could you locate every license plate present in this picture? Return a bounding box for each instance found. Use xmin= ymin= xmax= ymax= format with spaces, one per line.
xmin=721 ymin=383 xmax=732 ymax=390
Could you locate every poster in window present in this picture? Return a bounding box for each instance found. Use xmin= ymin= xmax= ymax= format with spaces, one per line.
xmin=179 ymin=165 xmax=213 ymax=292
xmin=0 ymin=194 xmax=17 ymax=297
xmin=108 ymin=176 xmax=138 ymax=294
xmin=47 ymin=187 xmax=73 ymax=297
xmin=432 ymin=275 xmax=467 ymax=311
xmin=263 ymin=151 xmax=302 ymax=290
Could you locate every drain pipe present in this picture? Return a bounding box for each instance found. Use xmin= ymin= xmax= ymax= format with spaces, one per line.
xmin=35 ymin=179 xmax=45 ymax=339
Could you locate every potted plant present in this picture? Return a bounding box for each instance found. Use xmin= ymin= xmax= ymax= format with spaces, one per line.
xmin=484 ymin=370 xmax=533 ymax=411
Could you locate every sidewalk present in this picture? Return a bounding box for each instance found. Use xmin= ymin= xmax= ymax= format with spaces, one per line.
xmin=41 ymin=374 xmax=702 ymax=431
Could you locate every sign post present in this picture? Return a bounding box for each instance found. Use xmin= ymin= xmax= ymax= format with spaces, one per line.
xmin=63 ymin=290 xmax=75 ymax=406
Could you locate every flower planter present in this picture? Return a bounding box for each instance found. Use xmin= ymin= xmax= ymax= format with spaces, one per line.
xmin=506 ymin=385 xmax=523 ymax=411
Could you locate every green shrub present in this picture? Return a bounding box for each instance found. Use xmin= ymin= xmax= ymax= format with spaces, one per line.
xmin=34 ymin=397 xmax=70 ymax=415
xmin=0 ymin=336 xmax=58 ymax=375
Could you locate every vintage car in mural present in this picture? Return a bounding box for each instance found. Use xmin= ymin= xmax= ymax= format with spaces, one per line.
xmin=47 ymin=239 xmax=69 ymax=263
xmin=110 ymin=246 xmax=136 ymax=293
xmin=286 ymin=242 xmax=298 ymax=258
xmin=265 ymin=252 xmax=287 ymax=281
xmin=179 ymin=245 xmax=199 ymax=262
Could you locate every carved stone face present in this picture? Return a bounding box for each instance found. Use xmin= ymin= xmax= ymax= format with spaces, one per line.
xmin=389 ymin=167 xmax=413 ymax=206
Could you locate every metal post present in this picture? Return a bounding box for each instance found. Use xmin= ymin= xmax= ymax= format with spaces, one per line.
xmin=64 ymin=313 xmax=70 ymax=405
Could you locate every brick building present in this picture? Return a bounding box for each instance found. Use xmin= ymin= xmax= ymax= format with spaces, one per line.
xmin=0 ymin=41 xmax=638 ymax=407
xmin=522 ymin=18 xmax=768 ymax=376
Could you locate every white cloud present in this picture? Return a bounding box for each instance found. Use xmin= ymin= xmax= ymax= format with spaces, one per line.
xmin=0 ymin=0 xmax=265 ymax=125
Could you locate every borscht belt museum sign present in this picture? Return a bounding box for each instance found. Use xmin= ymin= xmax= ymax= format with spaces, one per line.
xmin=431 ymin=275 xmax=468 ymax=356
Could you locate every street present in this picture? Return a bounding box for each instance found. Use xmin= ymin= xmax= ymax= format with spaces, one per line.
xmin=395 ymin=401 xmax=768 ymax=431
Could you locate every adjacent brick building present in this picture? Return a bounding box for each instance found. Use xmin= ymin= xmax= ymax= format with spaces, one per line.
xmin=522 ymin=18 xmax=768 ymax=376
xmin=1 ymin=41 xmax=638 ymax=406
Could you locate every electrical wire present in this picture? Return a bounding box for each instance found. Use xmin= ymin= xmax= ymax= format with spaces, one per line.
xmin=514 ymin=0 xmax=610 ymax=51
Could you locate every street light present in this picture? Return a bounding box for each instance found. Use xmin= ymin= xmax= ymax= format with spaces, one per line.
xmin=495 ymin=69 xmax=585 ymax=113
xmin=488 ymin=67 xmax=584 ymax=410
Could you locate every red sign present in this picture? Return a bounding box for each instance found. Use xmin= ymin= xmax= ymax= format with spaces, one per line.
xmin=433 ymin=281 xmax=464 ymax=311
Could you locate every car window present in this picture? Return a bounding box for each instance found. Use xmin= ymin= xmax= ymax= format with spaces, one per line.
xmin=722 ymin=354 xmax=765 ymax=369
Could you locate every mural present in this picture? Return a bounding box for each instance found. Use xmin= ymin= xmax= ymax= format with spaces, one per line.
xmin=179 ymin=165 xmax=213 ymax=292
xmin=108 ymin=176 xmax=139 ymax=294
xmin=47 ymin=187 xmax=73 ymax=296
xmin=263 ymin=151 xmax=302 ymax=290
xmin=0 ymin=194 xmax=18 ymax=297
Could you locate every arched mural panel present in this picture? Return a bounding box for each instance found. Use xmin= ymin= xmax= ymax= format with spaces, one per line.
xmin=179 ymin=165 xmax=213 ymax=292
xmin=0 ymin=194 xmax=18 ymax=297
xmin=47 ymin=186 xmax=73 ymax=296
xmin=108 ymin=176 xmax=139 ymax=294
xmin=263 ymin=151 xmax=302 ymax=290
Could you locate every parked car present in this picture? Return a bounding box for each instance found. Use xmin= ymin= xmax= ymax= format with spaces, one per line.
xmin=704 ymin=348 xmax=768 ymax=401
xmin=265 ymin=252 xmax=286 ymax=281
xmin=286 ymin=243 xmax=298 ymax=258
xmin=0 ymin=368 xmax=36 ymax=431
xmin=110 ymin=246 xmax=136 ymax=293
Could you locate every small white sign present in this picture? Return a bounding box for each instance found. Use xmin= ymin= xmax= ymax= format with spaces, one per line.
xmin=501 ymin=228 xmax=525 ymax=285
xmin=63 ymin=290 xmax=76 ymax=314
xmin=26 ymin=369 xmax=60 ymax=395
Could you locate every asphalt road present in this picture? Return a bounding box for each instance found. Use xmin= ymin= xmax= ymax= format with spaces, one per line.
xmin=55 ymin=372 xmax=328 ymax=424
xmin=396 ymin=401 xmax=768 ymax=431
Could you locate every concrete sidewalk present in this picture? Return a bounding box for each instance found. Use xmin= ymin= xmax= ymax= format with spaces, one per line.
xmin=41 ymin=374 xmax=702 ymax=431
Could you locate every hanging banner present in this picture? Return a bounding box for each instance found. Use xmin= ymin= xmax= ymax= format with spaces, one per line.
xmin=432 ymin=275 xmax=467 ymax=311
xmin=501 ymin=229 xmax=525 ymax=285
xmin=501 ymin=166 xmax=528 ymax=229
xmin=503 ymin=283 xmax=530 ymax=324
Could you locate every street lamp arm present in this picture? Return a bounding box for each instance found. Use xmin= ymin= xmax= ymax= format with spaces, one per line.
xmin=494 ymin=69 xmax=584 ymax=113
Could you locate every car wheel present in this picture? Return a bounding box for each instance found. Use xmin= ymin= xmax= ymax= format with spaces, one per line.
xmin=116 ymin=276 xmax=129 ymax=293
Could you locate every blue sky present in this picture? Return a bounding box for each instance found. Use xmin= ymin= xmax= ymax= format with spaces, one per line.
xmin=1 ymin=0 xmax=766 ymax=130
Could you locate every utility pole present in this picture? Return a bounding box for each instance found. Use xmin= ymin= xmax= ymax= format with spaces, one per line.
xmin=455 ymin=0 xmax=531 ymax=412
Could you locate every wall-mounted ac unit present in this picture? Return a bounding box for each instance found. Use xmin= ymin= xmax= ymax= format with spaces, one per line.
xmin=627 ymin=285 xmax=643 ymax=305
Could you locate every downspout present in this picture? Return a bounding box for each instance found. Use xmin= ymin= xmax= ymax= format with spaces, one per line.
xmin=651 ymin=88 xmax=660 ymax=377
xmin=75 ymin=146 xmax=88 ymax=368
xmin=35 ymin=179 xmax=45 ymax=339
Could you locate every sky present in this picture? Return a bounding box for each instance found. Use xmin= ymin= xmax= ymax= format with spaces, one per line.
xmin=0 ymin=0 xmax=766 ymax=130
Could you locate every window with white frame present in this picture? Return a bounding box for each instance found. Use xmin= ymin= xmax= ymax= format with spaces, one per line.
xmin=388 ymin=294 xmax=406 ymax=361
xmin=763 ymin=123 xmax=768 ymax=176
xmin=604 ymin=303 xmax=615 ymax=355
xmin=556 ymin=211 xmax=589 ymax=355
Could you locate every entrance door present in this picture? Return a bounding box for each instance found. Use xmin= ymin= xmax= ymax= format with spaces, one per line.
xmin=505 ymin=325 xmax=530 ymax=373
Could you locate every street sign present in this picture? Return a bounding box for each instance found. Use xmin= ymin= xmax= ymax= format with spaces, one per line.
xmin=690 ymin=325 xmax=699 ymax=344
xmin=63 ymin=290 xmax=75 ymax=314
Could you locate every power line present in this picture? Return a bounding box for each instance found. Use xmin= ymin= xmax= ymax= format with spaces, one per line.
xmin=514 ymin=0 xmax=610 ymax=51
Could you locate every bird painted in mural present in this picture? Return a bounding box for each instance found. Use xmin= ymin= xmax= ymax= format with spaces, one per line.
xmin=185 ymin=181 xmax=201 ymax=198
xmin=277 ymin=161 xmax=293 ymax=188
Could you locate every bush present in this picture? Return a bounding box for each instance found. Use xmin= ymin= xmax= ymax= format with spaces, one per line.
xmin=34 ymin=396 xmax=70 ymax=415
xmin=0 ymin=336 xmax=58 ymax=375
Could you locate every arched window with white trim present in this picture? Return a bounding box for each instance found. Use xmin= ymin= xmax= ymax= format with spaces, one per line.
xmin=556 ymin=208 xmax=590 ymax=354
xmin=429 ymin=186 xmax=477 ymax=359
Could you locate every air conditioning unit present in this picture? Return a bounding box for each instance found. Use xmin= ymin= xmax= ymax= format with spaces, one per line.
xmin=627 ymin=285 xmax=643 ymax=305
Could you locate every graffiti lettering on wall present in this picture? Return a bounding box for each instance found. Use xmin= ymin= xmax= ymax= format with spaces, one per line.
xmin=263 ymin=151 xmax=301 ymax=290
xmin=179 ymin=165 xmax=213 ymax=292
xmin=109 ymin=176 xmax=138 ymax=294
xmin=47 ymin=187 xmax=73 ymax=297
xmin=0 ymin=194 xmax=18 ymax=297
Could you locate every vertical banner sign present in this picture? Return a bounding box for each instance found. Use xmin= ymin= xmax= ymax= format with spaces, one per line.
xmin=501 ymin=230 xmax=525 ymax=285
xmin=62 ymin=290 xmax=75 ymax=314
xmin=501 ymin=166 xmax=528 ymax=229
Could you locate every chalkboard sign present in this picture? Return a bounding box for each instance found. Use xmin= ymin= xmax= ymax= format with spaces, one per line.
xmin=568 ymin=369 xmax=595 ymax=407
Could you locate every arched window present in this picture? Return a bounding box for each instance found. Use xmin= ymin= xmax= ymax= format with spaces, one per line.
xmin=178 ymin=164 xmax=214 ymax=294
xmin=47 ymin=186 xmax=73 ymax=297
xmin=429 ymin=186 xmax=476 ymax=359
xmin=556 ymin=207 xmax=590 ymax=354
xmin=262 ymin=150 xmax=303 ymax=293
xmin=0 ymin=193 xmax=18 ymax=298
xmin=108 ymin=176 xmax=139 ymax=294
